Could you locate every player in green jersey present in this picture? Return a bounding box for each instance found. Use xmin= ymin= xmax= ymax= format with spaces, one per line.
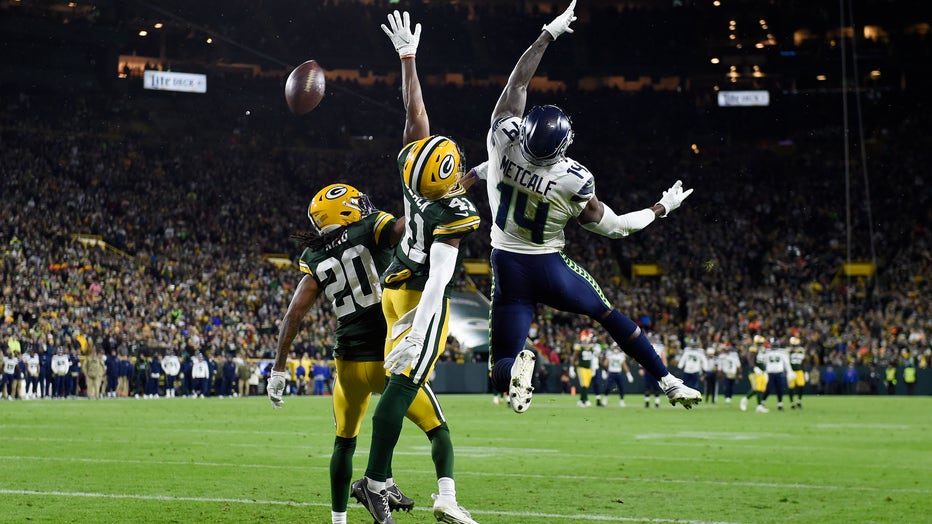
xmin=267 ymin=182 xmax=464 ymax=524
xmin=787 ymin=336 xmax=807 ymax=409
xmin=351 ymin=11 xmax=480 ymax=524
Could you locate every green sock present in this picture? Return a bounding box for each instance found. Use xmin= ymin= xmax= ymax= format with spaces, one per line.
xmin=365 ymin=375 xmax=419 ymax=482
xmin=427 ymin=422 xmax=454 ymax=479
xmin=330 ymin=436 xmax=356 ymax=511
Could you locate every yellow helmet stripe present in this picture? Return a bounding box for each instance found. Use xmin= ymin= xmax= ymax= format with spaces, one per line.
xmin=410 ymin=136 xmax=447 ymax=196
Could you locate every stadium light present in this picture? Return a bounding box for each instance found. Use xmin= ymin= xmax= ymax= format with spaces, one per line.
xmin=154 ymin=22 xmax=163 ymax=29
xmin=138 ymin=30 xmax=148 ymax=37
xmin=711 ymin=57 xmax=720 ymax=64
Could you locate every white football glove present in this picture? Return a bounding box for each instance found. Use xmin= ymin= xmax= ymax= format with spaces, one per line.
xmin=542 ymin=0 xmax=577 ymax=40
xmin=753 ymin=366 xmax=764 ymax=375
xmin=381 ymin=10 xmax=421 ymax=57
xmin=626 ymin=372 xmax=635 ymax=383
xmin=601 ymin=370 xmax=609 ymax=381
xmin=384 ymin=333 xmax=424 ymax=375
xmin=568 ymin=366 xmax=577 ymax=379
xmin=656 ymin=180 xmax=694 ymax=217
xmin=267 ymin=370 xmax=288 ymax=409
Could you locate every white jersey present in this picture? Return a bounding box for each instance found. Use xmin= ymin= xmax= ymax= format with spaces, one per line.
xmin=606 ymin=348 xmax=626 ymax=373
xmin=678 ymin=347 xmax=707 ymax=374
xmin=2 ymin=356 xmax=17 ymax=374
xmin=486 ymin=116 xmax=595 ymax=254
xmin=25 ymin=354 xmax=40 ymax=377
xmin=718 ymin=351 xmax=741 ymax=379
xmin=763 ymin=347 xmax=793 ymax=375
xmin=162 ymin=355 xmax=181 ymax=377
xmin=192 ymin=359 xmax=209 ymax=379
xmin=52 ymin=354 xmax=70 ymax=376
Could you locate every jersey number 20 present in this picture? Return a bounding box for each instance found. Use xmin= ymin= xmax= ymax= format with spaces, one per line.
xmin=316 ymin=244 xmax=380 ymax=318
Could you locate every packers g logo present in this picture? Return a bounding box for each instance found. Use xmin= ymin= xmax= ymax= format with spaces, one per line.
xmin=437 ymin=154 xmax=456 ymax=181
xmin=325 ymin=186 xmax=348 ymax=200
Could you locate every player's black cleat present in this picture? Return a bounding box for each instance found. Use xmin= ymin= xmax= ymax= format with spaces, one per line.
xmin=351 ymin=477 xmax=395 ymax=524
xmin=385 ymin=483 xmax=415 ymax=512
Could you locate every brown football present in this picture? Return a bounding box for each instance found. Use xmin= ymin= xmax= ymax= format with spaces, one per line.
xmin=284 ymin=60 xmax=326 ymax=115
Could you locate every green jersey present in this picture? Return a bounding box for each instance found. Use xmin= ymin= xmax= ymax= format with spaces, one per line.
xmin=789 ymin=347 xmax=806 ymax=371
xmin=298 ymin=211 xmax=397 ymax=361
xmin=382 ymin=144 xmax=481 ymax=292
xmin=573 ymin=344 xmax=597 ymax=369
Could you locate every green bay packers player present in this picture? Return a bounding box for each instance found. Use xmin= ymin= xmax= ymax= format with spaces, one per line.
xmin=570 ymin=328 xmax=598 ymax=407
xmin=787 ymin=336 xmax=807 ymax=409
xmin=740 ymin=335 xmax=769 ymax=413
xmin=267 ymin=183 xmax=463 ymax=524
xmin=351 ymin=11 xmax=479 ymax=524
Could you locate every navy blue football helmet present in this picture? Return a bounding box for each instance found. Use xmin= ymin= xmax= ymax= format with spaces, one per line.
xmin=519 ymin=105 xmax=574 ymax=166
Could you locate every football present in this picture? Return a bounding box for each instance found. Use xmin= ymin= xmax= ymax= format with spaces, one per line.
xmin=284 ymin=60 xmax=326 ymax=115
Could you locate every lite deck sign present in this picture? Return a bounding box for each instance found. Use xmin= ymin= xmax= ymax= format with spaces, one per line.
xmin=143 ymin=70 xmax=207 ymax=93
xmin=717 ymin=90 xmax=770 ymax=107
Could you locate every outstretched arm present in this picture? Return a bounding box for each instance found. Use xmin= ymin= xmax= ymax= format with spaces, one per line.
xmin=272 ymin=275 xmax=319 ymax=373
xmin=491 ymin=0 xmax=577 ymax=124
xmin=401 ymin=56 xmax=429 ymax=144
xmin=578 ymin=180 xmax=694 ymax=239
xmin=382 ymin=10 xmax=428 ymax=144
xmin=268 ymin=274 xmax=319 ymax=408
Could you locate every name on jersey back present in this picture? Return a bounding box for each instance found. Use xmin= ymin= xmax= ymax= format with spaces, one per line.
xmin=500 ymin=157 xmax=557 ymax=197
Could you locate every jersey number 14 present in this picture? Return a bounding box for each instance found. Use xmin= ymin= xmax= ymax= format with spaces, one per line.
xmin=495 ymin=182 xmax=550 ymax=244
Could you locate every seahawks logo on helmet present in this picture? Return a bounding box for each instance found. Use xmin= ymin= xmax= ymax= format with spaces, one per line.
xmin=308 ymin=183 xmax=376 ymax=234
xmin=401 ymin=135 xmax=465 ymax=201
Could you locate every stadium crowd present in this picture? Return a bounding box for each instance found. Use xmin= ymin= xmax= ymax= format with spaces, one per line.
xmin=2 ymin=67 xmax=930 ymax=400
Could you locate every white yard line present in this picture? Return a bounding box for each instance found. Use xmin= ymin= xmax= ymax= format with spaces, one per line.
xmin=0 ymin=488 xmax=736 ymax=523
xmin=2 ymin=455 xmax=929 ymax=494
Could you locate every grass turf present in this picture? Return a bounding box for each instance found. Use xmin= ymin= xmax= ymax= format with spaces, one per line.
xmin=0 ymin=393 xmax=928 ymax=523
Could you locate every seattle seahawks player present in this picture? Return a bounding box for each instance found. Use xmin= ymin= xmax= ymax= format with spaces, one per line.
xmin=350 ymin=11 xmax=478 ymax=524
xmin=476 ymin=0 xmax=701 ymax=413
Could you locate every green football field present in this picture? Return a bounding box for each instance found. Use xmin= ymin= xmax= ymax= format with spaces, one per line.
xmin=1 ymin=393 xmax=928 ymax=523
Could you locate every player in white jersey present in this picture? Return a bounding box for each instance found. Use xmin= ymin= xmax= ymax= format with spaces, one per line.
xmin=24 ymin=349 xmax=41 ymax=399
xmin=1 ymin=349 xmax=18 ymax=399
xmin=474 ymin=0 xmax=700 ymax=414
xmin=162 ymin=351 xmax=181 ymax=398
xmin=600 ymin=343 xmax=634 ymax=407
xmin=677 ymin=345 xmax=707 ymax=391
xmin=761 ymin=345 xmax=794 ymax=411
xmin=717 ymin=345 xmax=742 ymax=404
